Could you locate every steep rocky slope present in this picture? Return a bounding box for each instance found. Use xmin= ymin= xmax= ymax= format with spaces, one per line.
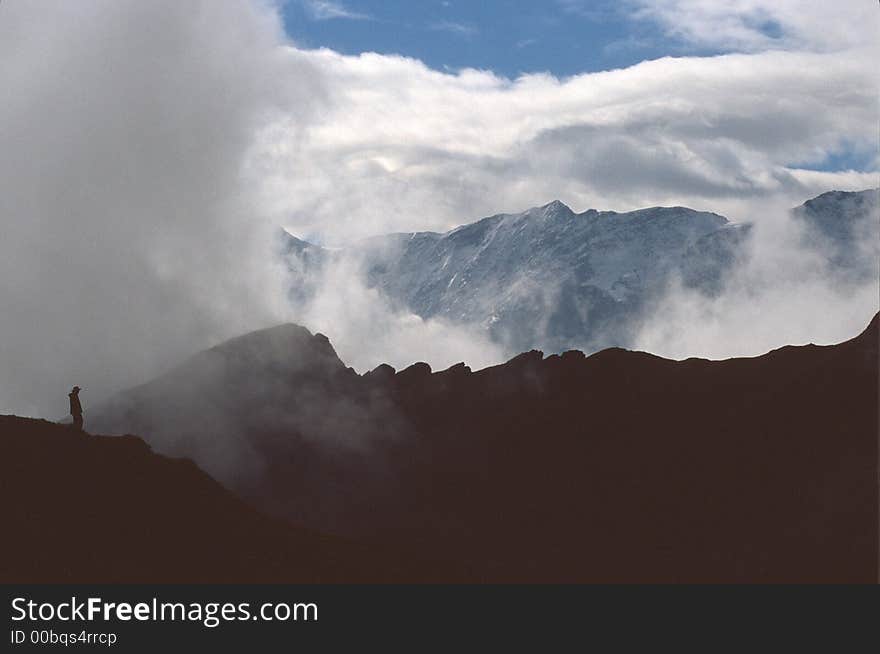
xmin=92 ymin=315 xmax=879 ymax=582
xmin=0 ymin=416 xmax=463 ymax=583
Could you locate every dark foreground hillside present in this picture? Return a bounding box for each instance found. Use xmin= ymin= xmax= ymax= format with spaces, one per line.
xmin=0 ymin=416 xmax=464 ymax=583
xmin=91 ymin=314 xmax=879 ymax=583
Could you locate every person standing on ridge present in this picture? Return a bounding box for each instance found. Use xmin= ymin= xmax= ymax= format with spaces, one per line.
xmin=69 ymin=386 xmax=84 ymax=431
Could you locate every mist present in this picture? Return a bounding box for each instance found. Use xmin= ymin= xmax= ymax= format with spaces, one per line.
xmin=0 ymin=1 xmax=503 ymax=418
xmin=634 ymin=195 xmax=880 ymax=359
xmin=285 ymin=250 xmax=505 ymax=374
xmin=1 ymin=1 xmax=876 ymax=419
xmin=0 ymin=1 xmax=309 ymax=416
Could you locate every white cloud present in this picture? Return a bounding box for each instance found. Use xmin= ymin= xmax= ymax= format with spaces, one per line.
xmin=301 ymin=0 xmax=371 ymax=22
xmin=429 ymin=20 xmax=479 ymax=38
xmin=259 ymin=45 xmax=877 ymax=242
xmin=634 ymin=196 xmax=879 ymax=359
xmin=289 ymin=253 xmax=504 ymax=373
xmin=626 ymin=0 xmax=880 ymax=52
xmin=0 ymin=0 xmax=318 ymax=416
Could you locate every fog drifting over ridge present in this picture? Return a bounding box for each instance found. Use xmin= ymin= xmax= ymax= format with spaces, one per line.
xmin=0 ymin=0 xmax=877 ymax=417
xmin=633 ymin=193 xmax=879 ymax=359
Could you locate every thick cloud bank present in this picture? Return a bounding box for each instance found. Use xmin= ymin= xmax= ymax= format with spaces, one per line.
xmin=634 ymin=194 xmax=879 ymax=359
xmin=1 ymin=0 xmax=876 ymax=416
xmin=1 ymin=1 xmax=302 ymax=415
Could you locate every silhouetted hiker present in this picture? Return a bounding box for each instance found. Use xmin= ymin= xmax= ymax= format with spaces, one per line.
xmin=69 ymin=386 xmax=83 ymax=431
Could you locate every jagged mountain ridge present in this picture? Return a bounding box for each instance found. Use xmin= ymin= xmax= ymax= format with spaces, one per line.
xmin=282 ymin=189 xmax=877 ymax=354
xmin=357 ymin=201 xmax=744 ymax=353
xmin=92 ymin=314 xmax=879 ymax=582
xmin=89 ymin=324 xmax=420 ymax=539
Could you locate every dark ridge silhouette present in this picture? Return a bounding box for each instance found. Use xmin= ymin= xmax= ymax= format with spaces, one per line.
xmin=0 ymin=416 xmax=467 ymax=583
xmin=87 ymin=314 xmax=878 ymax=582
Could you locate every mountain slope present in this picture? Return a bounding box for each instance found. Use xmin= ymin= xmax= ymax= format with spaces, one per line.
xmin=92 ymin=315 xmax=879 ymax=582
xmin=285 ymin=200 xmax=747 ymax=354
xmin=794 ymin=189 xmax=879 ymax=244
xmin=89 ymin=324 xmax=412 ymax=526
xmin=0 ymin=416 xmax=464 ymax=583
xmin=792 ymin=188 xmax=879 ymax=281
xmin=283 ymin=189 xmax=876 ymax=354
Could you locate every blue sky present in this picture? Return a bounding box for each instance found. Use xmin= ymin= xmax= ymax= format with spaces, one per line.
xmin=281 ymin=0 xmax=726 ymax=78
xmin=280 ymin=1 xmax=873 ymax=173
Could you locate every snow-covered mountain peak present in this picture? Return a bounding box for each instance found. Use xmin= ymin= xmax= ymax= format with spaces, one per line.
xmin=537 ymin=199 xmax=574 ymax=216
xmin=280 ymin=189 xmax=876 ymax=357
